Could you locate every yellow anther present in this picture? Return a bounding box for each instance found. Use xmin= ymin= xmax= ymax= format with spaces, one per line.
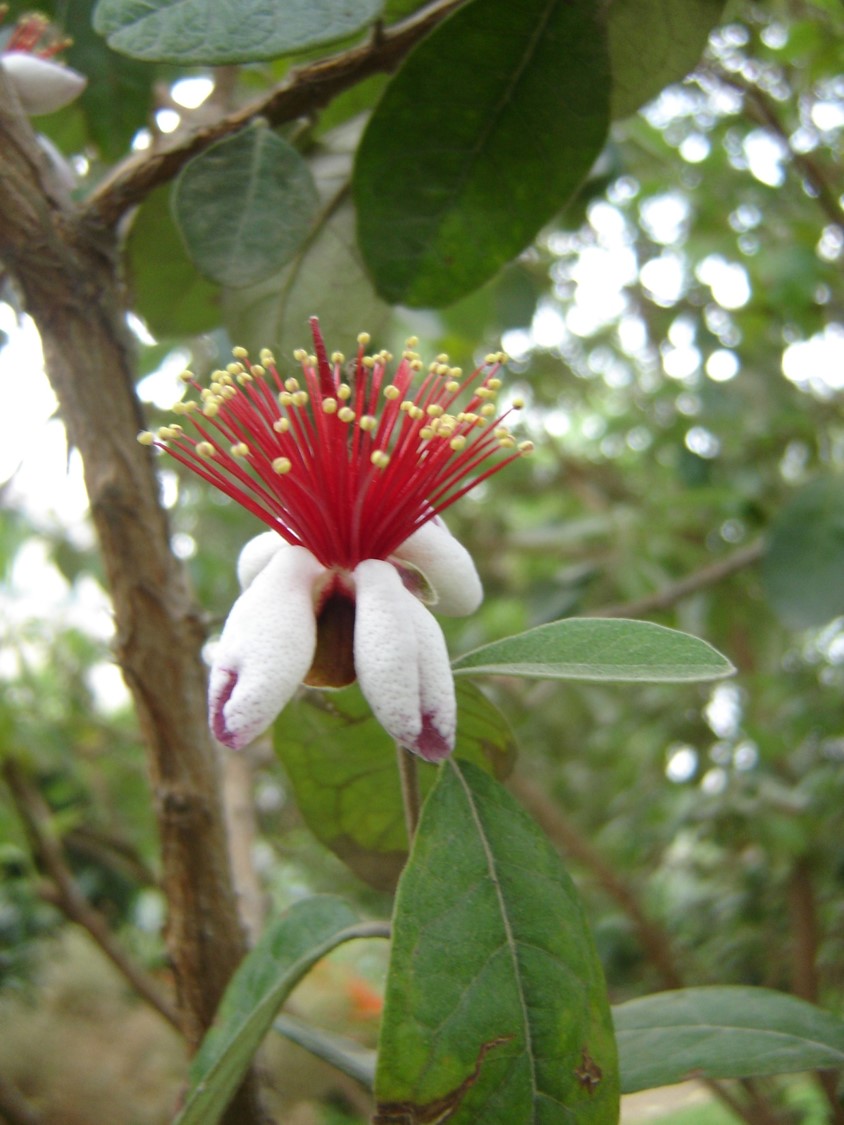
xmin=307 ymin=355 xmax=317 ymax=367
xmin=226 ymin=362 xmax=244 ymax=376
xmin=436 ymin=353 xmax=449 ymax=364
xmin=450 ymin=435 xmax=467 ymax=451
xmin=379 ymin=350 xmax=393 ymax=363
xmin=371 ymin=450 xmax=390 ymax=469
xmin=172 ymin=401 xmax=189 ymax=415
xmin=426 ymin=404 xmax=444 ymax=418
xmin=293 ymin=348 xmax=308 ymax=362
xmin=435 ymin=363 xmax=450 ymax=377
xmin=273 ymin=417 xmax=289 ymax=433
xmin=285 ymin=377 xmax=300 ymax=392
xmin=278 ymin=391 xmax=294 ymax=408
xmin=399 ymin=400 xmax=413 ymax=413
xmin=260 ymin=348 xmax=276 ymax=366
xmin=338 ymin=406 xmax=355 ymax=423
xmin=410 ymin=359 xmax=424 ymax=371
xmin=322 ymin=397 xmax=338 ymax=414
xmin=362 ymin=356 xmax=375 ymax=369
xmin=232 ymin=346 xmax=249 ymax=359
xmin=410 ymin=405 xmax=424 ymax=421
xmin=484 ymin=353 xmax=499 ymax=366
xmin=445 ymin=380 xmax=461 ymax=393
xmin=487 ymin=377 xmax=502 ymax=390
xmin=178 ymin=370 xmax=194 ymax=383
xmin=231 ymin=442 xmax=250 ymax=457
xmin=420 ymin=427 xmax=434 ymax=440
xmin=498 ymin=435 xmax=516 ymax=449
xmin=383 ymin=385 xmax=400 ymax=401
xmin=197 ymin=441 xmax=216 ymax=458
xmin=357 ymin=331 xmax=371 ymax=347
xmin=292 ymin=391 xmax=309 ymax=408
xmin=251 ymin=364 xmax=266 ymax=378
xmin=449 ymin=367 xmax=462 ymax=379
xmin=331 ymin=351 xmax=345 ymax=364
xmin=511 ymin=397 xmax=525 ymax=410
xmin=518 ymin=440 xmax=535 ymax=453
xmin=359 ymin=415 xmax=377 ymax=432
xmin=494 ymin=427 xmax=510 ymax=439
xmin=338 ymin=383 xmax=352 ymax=400
xmin=405 ymin=335 xmax=419 ymax=348
xmin=480 ymin=403 xmax=497 ymax=417
xmin=272 ymin=457 xmax=292 ymax=474
xmin=476 ymin=386 xmax=495 ymax=399
xmin=156 ymin=426 xmax=175 ymax=440
xmin=203 ymin=402 xmax=219 ymax=418
xmin=237 ymin=372 xmax=253 ymax=384
xmin=137 ymin=430 xmax=155 ymax=445
xmin=222 ymin=385 xmax=237 ymax=399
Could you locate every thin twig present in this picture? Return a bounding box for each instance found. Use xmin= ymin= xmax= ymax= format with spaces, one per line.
xmin=2 ymin=759 xmax=182 ymax=1032
xmin=395 ymin=744 xmax=421 ymax=843
xmin=592 ymin=539 xmax=764 ymax=619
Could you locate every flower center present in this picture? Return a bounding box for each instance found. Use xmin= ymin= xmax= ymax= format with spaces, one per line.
xmin=139 ymin=317 xmax=532 ymax=570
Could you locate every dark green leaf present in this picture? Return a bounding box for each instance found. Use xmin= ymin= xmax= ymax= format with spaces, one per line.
xmin=762 ymin=475 xmax=844 ymax=629
xmin=173 ymin=125 xmax=318 ymax=288
xmin=451 ymin=619 xmax=735 ymax=683
xmin=608 ymin=0 xmax=726 ymax=120
xmin=354 ymin=0 xmax=610 ymax=307
xmin=274 ymin=681 xmax=516 ymax=891
xmin=615 ymin=987 xmax=844 ymax=1093
xmin=375 ymin=760 xmax=619 ymax=1123
xmin=127 ymin=185 xmax=221 ymax=338
xmin=175 ymin=896 xmax=383 ymax=1125
xmin=93 ymin=0 xmax=383 ymax=64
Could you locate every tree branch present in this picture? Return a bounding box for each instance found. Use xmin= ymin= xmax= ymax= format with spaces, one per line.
xmin=592 ymin=539 xmax=764 ymax=619
xmin=0 ymin=75 xmax=266 ymax=1125
xmin=83 ymin=0 xmax=465 ymax=230
xmin=2 ymin=759 xmax=181 ymax=1031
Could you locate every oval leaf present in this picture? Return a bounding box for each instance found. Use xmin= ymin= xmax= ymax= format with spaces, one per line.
xmin=354 ymin=0 xmax=610 ymax=307
xmin=451 ymin=618 xmax=735 ymax=683
xmin=375 ymin=760 xmax=619 ymax=1123
xmin=94 ymin=0 xmax=383 ymax=64
xmin=173 ymin=126 xmax=318 ymax=289
xmin=762 ymin=475 xmax=844 ymax=629
xmin=615 ymin=987 xmax=844 ymax=1093
xmin=608 ymin=0 xmax=726 ymax=119
xmin=175 ymin=896 xmax=383 ymax=1125
xmin=274 ymin=681 xmax=516 ymax=891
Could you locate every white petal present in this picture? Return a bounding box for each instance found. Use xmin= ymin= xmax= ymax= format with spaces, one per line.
xmin=392 ymin=517 xmax=482 ymax=616
xmin=236 ymin=531 xmax=288 ymax=590
xmin=209 ymin=546 xmax=323 ymax=750
xmin=1 ymin=53 xmax=86 ymax=115
xmin=354 ymin=559 xmax=456 ymax=762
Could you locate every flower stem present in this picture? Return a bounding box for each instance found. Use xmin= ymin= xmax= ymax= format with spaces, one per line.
xmin=396 ymin=744 xmax=421 ymax=843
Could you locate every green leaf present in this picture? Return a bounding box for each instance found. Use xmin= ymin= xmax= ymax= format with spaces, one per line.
xmin=354 ymin=0 xmax=610 ymax=307
xmin=451 ymin=619 xmax=735 ymax=683
xmin=762 ymin=475 xmax=844 ymax=629
xmin=93 ymin=0 xmax=383 ymax=64
xmin=172 ymin=125 xmax=318 ymax=288
xmin=608 ymin=0 xmax=726 ymax=120
xmin=127 ymin=185 xmax=220 ymax=338
xmin=615 ymin=987 xmax=844 ymax=1093
xmin=274 ymin=681 xmax=516 ymax=891
xmin=174 ymin=896 xmax=384 ymax=1125
xmin=375 ymin=760 xmax=619 ymax=1123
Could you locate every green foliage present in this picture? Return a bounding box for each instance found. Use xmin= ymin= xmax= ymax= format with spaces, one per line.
xmin=177 ymin=897 xmax=376 ymax=1125
xmin=762 ymin=475 xmax=844 ymax=629
xmin=375 ymin=760 xmax=619 ymax=1123
xmin=354 ymin=0 xmax=610 ymax=306
xmin=93 ymin=0 xmax=383 ymax=64
xmin=452 ymin=618 xmax=735 ymax=682
xmin=173 ymin=124 xmax=319 ymax=288
xmin=273 ymin=681 xmax=516 ymax=890
xmin=615 ymin=987 xmax=844 ymax=1092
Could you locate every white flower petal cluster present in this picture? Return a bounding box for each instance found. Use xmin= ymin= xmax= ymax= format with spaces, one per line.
xmin=209 ymin=518 xmax=482 ymax=761
xmin=1 ymin=51 xmax=86 ymax=115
